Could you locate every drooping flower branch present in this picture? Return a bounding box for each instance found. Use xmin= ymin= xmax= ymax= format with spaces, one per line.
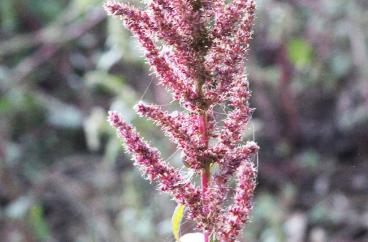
xmin=105 ymin=0 xmax=258 ymax=241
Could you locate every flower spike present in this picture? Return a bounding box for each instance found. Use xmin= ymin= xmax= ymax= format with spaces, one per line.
xmin=105 ymin=0 xmax=258 ymax=241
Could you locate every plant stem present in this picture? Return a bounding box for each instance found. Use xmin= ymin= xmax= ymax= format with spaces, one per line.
xmin=201 ymin=165 xmax=210 ymax=242
xmin=199 ymin=113 xmax=210 ymax=242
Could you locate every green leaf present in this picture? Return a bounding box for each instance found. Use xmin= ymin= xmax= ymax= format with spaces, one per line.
xmin=287 ymin=38 xmax=313 ymax=68
xmin=172 ymin=204 xmax=185 ymax=241
xmin=28 ymin=204 xmax=50 ymax=240
xmin=210 ymin=234 xmax=219 ymax=242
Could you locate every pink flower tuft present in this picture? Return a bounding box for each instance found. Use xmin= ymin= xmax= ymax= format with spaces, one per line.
xmin=105 ymin=0 xmax=258 ymax=240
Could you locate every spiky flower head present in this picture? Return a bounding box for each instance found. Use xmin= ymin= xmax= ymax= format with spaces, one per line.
xmin=105 ymin=0 xmax=258 ymax=241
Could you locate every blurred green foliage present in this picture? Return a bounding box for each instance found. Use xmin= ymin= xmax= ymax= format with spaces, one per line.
xmin=287 ymin=38 xmax=313 ymax=68
xmin=28 ymin=204 xmax=50 ymax=241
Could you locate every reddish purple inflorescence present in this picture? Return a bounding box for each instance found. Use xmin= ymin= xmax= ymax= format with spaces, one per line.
xmin=105 ymin=0 xmax=258 ymax=241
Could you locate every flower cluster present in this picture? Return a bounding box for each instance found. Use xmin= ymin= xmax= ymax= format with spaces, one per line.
xmin=105 ymin=0 xmax=258 ymax=241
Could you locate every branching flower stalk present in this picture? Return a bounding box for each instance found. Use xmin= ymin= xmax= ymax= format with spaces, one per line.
xmin=105 ymin=0 xmax=258 ymax=241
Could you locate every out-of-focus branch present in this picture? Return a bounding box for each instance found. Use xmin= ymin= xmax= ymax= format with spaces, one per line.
xmin=277 ymin=45 xmax=299 ymax=143
xmin=2 ymin=8 xmax=105 ymax=94
xmin=0 ymin=3 xmax=82 ymax=57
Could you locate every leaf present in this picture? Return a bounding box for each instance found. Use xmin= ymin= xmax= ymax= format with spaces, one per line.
xmin=28 ymin=204 xmax=50 ymax=240
xmin=210 ymin=234 xmax=219 ymax=242
xmin=172 ymin=204 xmax=185 ymax=241
xmin=287 ymin=38 xmax=313 ymax=68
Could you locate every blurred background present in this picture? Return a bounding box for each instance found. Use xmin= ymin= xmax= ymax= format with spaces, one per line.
xmin=0 ymin=0 xmax=367 ymax=241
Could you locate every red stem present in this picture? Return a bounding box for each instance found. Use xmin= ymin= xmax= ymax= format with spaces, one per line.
xmin=201 ymin=168 xmax=210 ymax=242
xmin=199 ymin=113 xmax=210 ymax=242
